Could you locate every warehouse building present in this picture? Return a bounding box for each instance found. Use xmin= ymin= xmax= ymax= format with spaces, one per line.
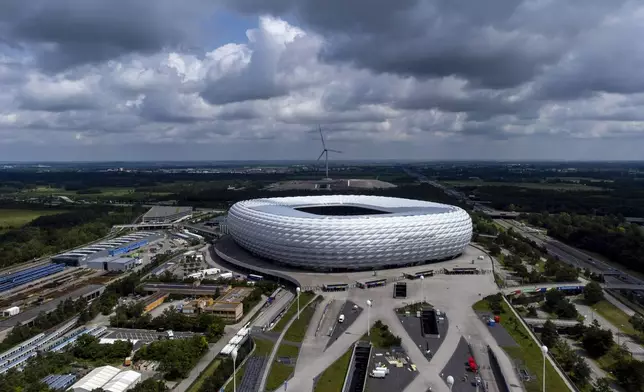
xmin=141 ymin=283 xmax=231 ymax=296
xmin=51 ymin=232 xmax=162 ymax=267
xmin=142 ymin=206 xmax=192 ymax=224
xmin=86 ymin=257 xmax=137 ymax=272
xmin=102 ymin=370 xmax=141 ymax=392
xmin=69 ymin=366 xmax=121 ymax=392
xmin=69 ymin=367 xmax=141 ymax=392
xmin=181 ymin=287 xmax=253 ymax=322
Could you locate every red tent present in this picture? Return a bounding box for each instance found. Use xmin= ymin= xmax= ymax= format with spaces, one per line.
xmin=468 ymin=356 xmax=478 ymax=371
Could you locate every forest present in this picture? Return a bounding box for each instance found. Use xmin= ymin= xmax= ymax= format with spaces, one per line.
xmin=525 ymin=212 xmax=644 ymax=275
xmin=0 ymin=206 xmax=143 ymax=268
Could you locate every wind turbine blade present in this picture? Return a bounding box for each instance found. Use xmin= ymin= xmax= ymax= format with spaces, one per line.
xmin=317 ymin=150 xmax=325 ymax=161
xmin=327 ymin=149 xmax=342 ymax=153
xmin=318 ymin=125 xmax=326 ymax=149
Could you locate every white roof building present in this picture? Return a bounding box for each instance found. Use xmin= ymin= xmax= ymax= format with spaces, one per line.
xmin=102 ymin=370 xmax=141 ymax=392
xmin=69 ymin=366 xmax=121 ymax=392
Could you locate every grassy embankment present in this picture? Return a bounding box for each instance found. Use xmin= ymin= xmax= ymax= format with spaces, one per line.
xmin=313 ymin=347 xmax=353 ymax=392
xmin=265 ymin=296 xmax=319 ymax=390
xmin=472 ymin=298 xmax=569 ymax=392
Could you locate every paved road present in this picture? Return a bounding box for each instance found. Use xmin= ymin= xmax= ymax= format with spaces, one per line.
xmin=269 ymin=261 xmax=522 ymax=392
xmin=575 ymin=302 xmax=644 ymax=359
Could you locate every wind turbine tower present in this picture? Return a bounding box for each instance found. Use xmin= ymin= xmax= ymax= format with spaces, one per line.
xmin=317 ymin=125 xmax=342 ymax=180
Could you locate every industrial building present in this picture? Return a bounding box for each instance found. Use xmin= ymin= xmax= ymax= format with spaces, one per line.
xmin=141 ymin=283 xmax=231 ymax=296
xmin=142 ymin=293 xmax=168 ymax=313
xmin=86 ymin=257 xmax=137 ymax=272
xmin=51 ymin=232 xmax=162 ymax=267
xmin=69 ymin=366 xmax=141 ymax=392
xmin=142 ymin=206 xmax=192 ymax=223
xmin=102 ymin=370 xmax=141 ymax=392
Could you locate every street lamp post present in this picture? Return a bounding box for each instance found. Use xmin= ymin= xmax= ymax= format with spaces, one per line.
xmin=366 ymin=300 xmax=372 ymax=336
xmin=541 ymin=345 xmax=548 ymax=392
xmin=296 ymin=287 xmax=301 ymax=320
xmin=420 ymin=275 xmax=425 ymax=302
xmin=231 ymin=349 xmax=238 ymax=392
xmin=446 ymin=375 xmax=454 ymax=391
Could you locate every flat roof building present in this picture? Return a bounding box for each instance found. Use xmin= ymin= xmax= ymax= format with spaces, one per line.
xmin=142 ymin=206 xmax=193 ymax=224
xmin=69 ymin=366 xmax=121 ymax=392
xmin=141 ymin=283 xmax=231 ymax=296
xmin=51 ymin=232 xmax=161 ymax=267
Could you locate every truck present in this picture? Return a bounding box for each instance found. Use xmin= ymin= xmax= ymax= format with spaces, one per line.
xmin=371 ymin=369 xmax=387 ymax=378
xmin=124 ymin=357 xmax=132 ymax=366
xmin=166 ymin=330 xmax=174 ymax=340
xmin=219 ymin=272 xmax=233 ymax=280
xmin=338 ymin=314 xmax=345 ymax=323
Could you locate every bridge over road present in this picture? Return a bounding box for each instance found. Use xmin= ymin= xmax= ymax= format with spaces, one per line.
xmin=502 ymin=282 xmax=644 ymax=295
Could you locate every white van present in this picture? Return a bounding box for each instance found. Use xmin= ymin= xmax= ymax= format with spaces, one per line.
xmin=338 ymin=314 xmax=345 ymax=323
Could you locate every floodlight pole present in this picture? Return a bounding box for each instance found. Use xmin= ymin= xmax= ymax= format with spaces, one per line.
xmin=420 ymin=275 xmax=425 ymax=302
xmin=296 ymin=287 xmax=301 ymax=320
xmin=232 ymin=349 xmax=238 ymax=392
xmin=541 ymin=345 xmax=548 ymax=392
xmin=366 ymin=300 xmax=373 ymax=336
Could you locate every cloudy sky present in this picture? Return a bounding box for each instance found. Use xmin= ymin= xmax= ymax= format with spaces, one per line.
xmin=1 ymin=0 xmax=644 ymax=161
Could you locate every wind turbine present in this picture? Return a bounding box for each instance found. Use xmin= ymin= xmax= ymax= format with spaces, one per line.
xmin=317 ymin=125 xmax=341 ymax=180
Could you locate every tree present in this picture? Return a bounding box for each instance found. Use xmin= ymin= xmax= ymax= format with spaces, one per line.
xmin=526 ymin=306 xmax=538 ymax=317
xmin=541 ymin=320 xmax=559 ymax=348
xmin=581 ymin=323 xmax=614 ymax=358
xmin=489 ymin=244 xmax=501 ymax=257
xmin=612 ymin=357 xmax=644 ymax=392
xmin=591 ymin=378 xmax=612 ymax=392
xmin=583 ymin=282 xmax=604 ymax=305
xmin=630 ymin=314 xmax=644 ymax=334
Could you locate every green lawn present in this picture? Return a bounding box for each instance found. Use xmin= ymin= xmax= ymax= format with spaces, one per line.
xmin=314 ymin=347 xmax=353 ymax=392
xmin=273 ymin=292 xmax=316 ymax=332
xmin=186 ymin=359 xmax=221 ymax=392
xmin=284 ymin=299 xmax=320 ymax=342
xmin=592 ymin=300 xmax=639 ymax=336
xmin=473 ymin=298 xmax=569 ymax=392
xmin=442 ymin=180 xmax=603 ymax=191
xmin=0 ymin=209 xmax=68 ymax=229
xmin=265 ymin=344 xmax=300 ymax=391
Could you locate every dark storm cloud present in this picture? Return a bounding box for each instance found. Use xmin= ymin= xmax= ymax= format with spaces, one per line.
xmin=0 ymin=0 xmax=212 ymax=71
xmin=225 ymin=0 xmax=632 ymax=90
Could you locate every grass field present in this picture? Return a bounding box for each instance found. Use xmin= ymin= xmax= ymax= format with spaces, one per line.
xmin=0 ymin=209 xmax=68 ymax=229
xmin=187 ymin=359 xmax=221 ymax=392
xmin=273 ymin=292 xmax=316 ymax=332
xmin=284 ymin=299 xmax=320 ymax=343
xmin=442 ymin=180 xmax=603 ymax=191
xmin=592 ymin=300 xmax=639 ymax=336
xmin=472 ymin=298 xmax=569 ymax=392
xmin=314 ymin=347 xmax=353 ymax=392
xmin=265 ymin=344 xmax=301 ymax=391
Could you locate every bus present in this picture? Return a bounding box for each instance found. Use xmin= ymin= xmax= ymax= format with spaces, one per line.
xmin=248 ymin=274 xmax=264 ymax=281
xmin=323 ymin=283 xmax=349 ymax=292
xmin=356 ymin=278 xmax=387 ymax=289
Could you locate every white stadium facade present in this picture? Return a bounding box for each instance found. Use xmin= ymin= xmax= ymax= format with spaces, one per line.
xmin=226 ymin=195 xmax=472 ymax=271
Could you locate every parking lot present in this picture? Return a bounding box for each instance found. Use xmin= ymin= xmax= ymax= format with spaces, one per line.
xmin=365 ymin=347 xmax=418 ymax=391
xmin=104 ymin=328 xmax=196 ymax=343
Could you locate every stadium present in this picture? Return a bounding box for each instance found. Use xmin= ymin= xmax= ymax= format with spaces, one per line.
xmin=226 ymin=195 xmax=472 ymax=271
